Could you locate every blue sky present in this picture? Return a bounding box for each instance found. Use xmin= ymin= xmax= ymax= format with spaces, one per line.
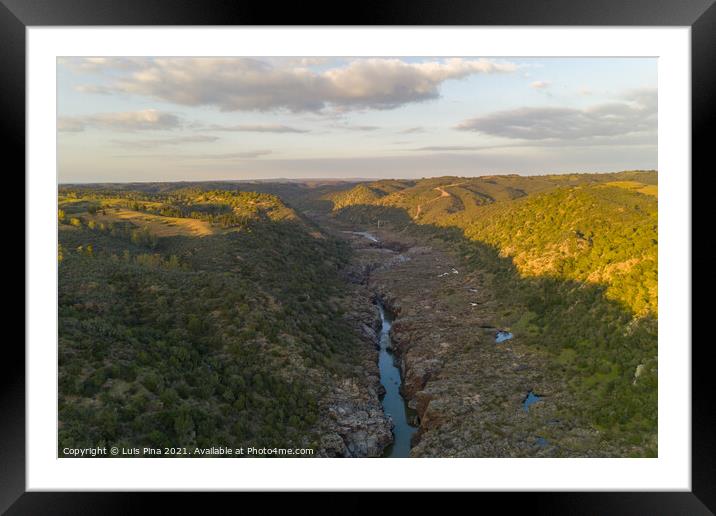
xmin=57 ymin=57 xmax=657 ymax=182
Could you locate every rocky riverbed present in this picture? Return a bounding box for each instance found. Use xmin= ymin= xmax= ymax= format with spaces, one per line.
xmin=323 ymin=221 xmax=620 ymax=457
xmin=314 ymin=279 xmax=393 ymax=457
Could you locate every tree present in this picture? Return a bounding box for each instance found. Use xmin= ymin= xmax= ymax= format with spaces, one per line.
xmin=174 ymin=410 xmax=194 ymax=445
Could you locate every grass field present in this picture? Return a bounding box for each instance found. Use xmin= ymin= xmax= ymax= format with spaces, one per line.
xmin=602 ymin=181 xmax=658 ymax=197
xmin=85 ymin=208 xmax=216 ymax=237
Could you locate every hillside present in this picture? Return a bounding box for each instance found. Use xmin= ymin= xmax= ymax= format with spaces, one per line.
xmin=325 ymin=171 xmax=658 ymax=455
xmin=58 ymin=187 xmax=391 ymax=457
xmin=464 ymin=184 xmax=657 ymax=316
xmin=328 ymin=171 xmax=657 ymax=315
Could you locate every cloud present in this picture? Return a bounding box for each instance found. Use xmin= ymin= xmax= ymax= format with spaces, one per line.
xmin=529 ymin=80 xmax=551 ymax=89
xmin=114 ymin=149 xmax=272 ymax=160
xmin=68 ymin=57 xmax=517 ymax=113
xmin=263 ymin=57 xmax=333 ymax=68
xmin=191 ymin=150 xmax=273 ymax=159
xmin=58 ymin=109 xmax=182 ymax=132
xmin=330 ymin=123 xmax=381 ymax=132
xmin=410 ymin=134 xmax=656 ymax=153
xmin=57 ymin=118 xmax=87 ymax=133
xmin=205 ymin=123 xmax=309 ymax=133
xmin=110 ymin=135 xmax=219 ymax=149
xmin=73 ymin=84 xmax=116 ymax=95
xmin=399 ymin=126 xmax=426 ymax=134
xmin=413 ymin=145 xmax=485 ymax=152
xmin=455 ymin=88 xmax=656 ymax=141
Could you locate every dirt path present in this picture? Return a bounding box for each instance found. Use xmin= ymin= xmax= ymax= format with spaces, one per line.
xmin=434 ymin=186 xmax=451 ymax=197
xmin=413 ymin=183 xmax=464 ymax=220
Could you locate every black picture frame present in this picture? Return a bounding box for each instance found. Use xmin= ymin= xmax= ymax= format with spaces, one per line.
xmin=4 ymin=0 xmax=711 ymax=512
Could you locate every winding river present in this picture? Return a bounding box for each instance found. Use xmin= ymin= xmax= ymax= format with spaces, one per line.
xmin=376 ymin=301 xmax=418 ymax=457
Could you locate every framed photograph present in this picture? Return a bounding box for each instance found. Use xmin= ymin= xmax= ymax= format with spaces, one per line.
xmin=6 ymin=0 xmax=711 ymax=511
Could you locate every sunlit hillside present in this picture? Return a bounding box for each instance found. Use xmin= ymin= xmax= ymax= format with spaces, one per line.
xmin=326 ymin=170 xmax=658 ymax=454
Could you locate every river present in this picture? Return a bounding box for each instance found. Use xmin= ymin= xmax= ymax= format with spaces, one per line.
xmin=376 ymin=301 xmax=418 ymax=457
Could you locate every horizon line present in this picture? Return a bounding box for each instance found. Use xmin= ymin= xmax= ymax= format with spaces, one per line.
xmin=58 ymin=169 xmax=658 ymax=186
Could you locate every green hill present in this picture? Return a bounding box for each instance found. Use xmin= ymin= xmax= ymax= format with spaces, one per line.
xmin=58 ymin=187 xmax=367 ymax=454
xmin=330 ymin=171 xmax=658 ymax=315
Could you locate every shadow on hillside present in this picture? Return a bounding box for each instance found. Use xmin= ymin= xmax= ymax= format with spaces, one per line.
xmin=330 ymin=204 xmax=657 ymax=451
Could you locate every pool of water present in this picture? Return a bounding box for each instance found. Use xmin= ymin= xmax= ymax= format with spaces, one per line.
xmin=534 ymin=437 xmax=549 ymax=448
xmin=523 ymin=391 xmax=542 ymax=412
xmin=376 ymin=302 xmax=418 ymax=457
xmin=495 ymin=331 xmax=513 ymax=343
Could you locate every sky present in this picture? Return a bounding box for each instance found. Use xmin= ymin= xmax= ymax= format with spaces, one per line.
xmin=57 ymin=57 xmax=657 ymax=183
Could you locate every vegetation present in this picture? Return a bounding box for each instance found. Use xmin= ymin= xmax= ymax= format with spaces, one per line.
xmin=328 ymin=170 xmax=658 ymax=455
xmin=58 ymin=187 xmax=364 ymax=455
xmin=464 ymin=185 xmax=657 ymax=316
xmin=58 ymin=170 xmax=658 ymax=457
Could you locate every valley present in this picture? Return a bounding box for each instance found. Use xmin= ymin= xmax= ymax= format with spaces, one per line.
xmin=58 ymin=170 xmax=658 ymax=458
